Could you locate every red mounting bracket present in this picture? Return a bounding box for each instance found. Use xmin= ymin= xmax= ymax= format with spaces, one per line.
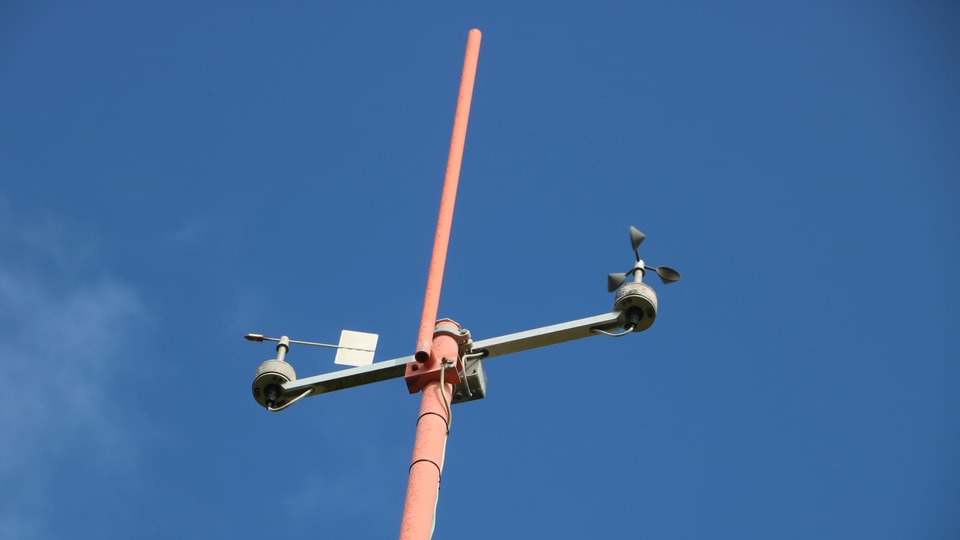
xmin=405 ymin=319 xmax=467 ymax=393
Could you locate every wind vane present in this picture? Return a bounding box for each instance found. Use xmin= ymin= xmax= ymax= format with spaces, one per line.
xmin=244 ymin=28 xmax=680 ymax=540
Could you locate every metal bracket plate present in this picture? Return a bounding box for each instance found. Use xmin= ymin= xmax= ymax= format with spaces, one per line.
xmin=450 ymin=356 xmax=487 ymax=404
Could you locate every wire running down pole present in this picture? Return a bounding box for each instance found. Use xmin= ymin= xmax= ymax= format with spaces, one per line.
xmin=400 ymin=320 xmax=461 ymax=539
xmin=398 ymin=379 xmax=453 ymax=539
xmin=415 ymin=28 xmax=482 ymax=363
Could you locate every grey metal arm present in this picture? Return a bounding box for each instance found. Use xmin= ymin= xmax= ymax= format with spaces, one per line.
xmin=281 ymin=311 xmax=626 ymax=400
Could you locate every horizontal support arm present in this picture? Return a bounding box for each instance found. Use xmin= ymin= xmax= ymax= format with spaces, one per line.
xmin=282 ymin=356 xmax=411 ymax=396
xmin=281 ymin=311 xmax=626 ymax=399
xmin=467 ymin=311 xmax=623 ymax=359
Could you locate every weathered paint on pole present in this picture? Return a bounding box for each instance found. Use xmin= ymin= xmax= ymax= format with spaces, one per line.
xmin=399 ymin=330 xmax=459 ymax=539
xmin=415 ymin=28 xmax=482 ymax=363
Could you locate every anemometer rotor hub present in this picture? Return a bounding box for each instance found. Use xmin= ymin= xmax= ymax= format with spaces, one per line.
xmin=613 ymin=281 xmax=658 ymax=332
xmin=252 ymin=359 xmax=297 ymax=409
xmin=605 ymin=225 xmax=679 ymax=332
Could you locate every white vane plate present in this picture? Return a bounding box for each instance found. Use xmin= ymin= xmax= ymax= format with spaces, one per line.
xmin=334 ymin=330 xmax=379 ymax=366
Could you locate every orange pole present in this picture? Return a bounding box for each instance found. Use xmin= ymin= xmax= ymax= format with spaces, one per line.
xmin=415 ymin=29 xmax=482 ymax=363
xmin=399 ymin=332 xmax=458 ymax=539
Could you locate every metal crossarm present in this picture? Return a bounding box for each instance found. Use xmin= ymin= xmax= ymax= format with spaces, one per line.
xmin=468 ymin=311 xmax=623 ymax=359
xmin=280 ymin=311 xmax=626 ymax=399
xmin=282 ymin=356 xmax=410 ymax=396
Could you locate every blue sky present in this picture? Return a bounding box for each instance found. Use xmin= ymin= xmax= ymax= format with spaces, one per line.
xmin=1 ymin=1 xmax=958 ymax=539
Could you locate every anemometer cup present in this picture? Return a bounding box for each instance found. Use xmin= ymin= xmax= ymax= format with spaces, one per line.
xmin=252 ymin=359 xmax=297 ymax=409
xmin=613 ymin=281 xmax=658 ymax=332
